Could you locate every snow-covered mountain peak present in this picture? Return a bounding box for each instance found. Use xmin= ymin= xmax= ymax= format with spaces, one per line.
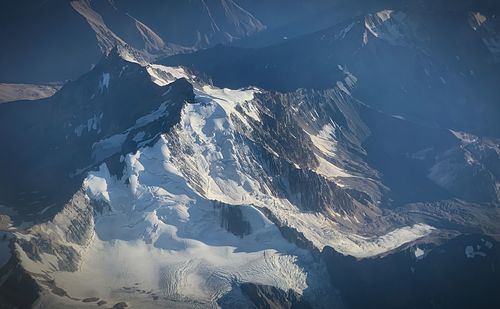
xmin=2 ymin=2 xmax=500 ymax=308
xmin=2 ymin=54 xmax=445 ymax=307
xmin=363 ymin=9 xmax=415 ymax=46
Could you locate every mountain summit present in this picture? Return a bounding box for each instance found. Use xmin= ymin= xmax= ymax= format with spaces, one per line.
xmin=0 ymin=1 xmax=499 ymax=308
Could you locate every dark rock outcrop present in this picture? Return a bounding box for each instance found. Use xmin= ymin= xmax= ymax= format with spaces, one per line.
xmin=0 ymin=242 xmax=40 ymax=309
xmin=214 ymin=201 xmax=251 ymax=237
xmin=322 ymin=234 xmax=500 ymax=309
xmin=240 ymin=283 xmax=312 ymax=309
xmin=0 ymin=50 xmax=195 ymax=224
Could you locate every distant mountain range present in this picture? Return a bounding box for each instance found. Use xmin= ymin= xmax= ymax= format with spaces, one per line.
xmin=0 ymin=1 xmax=499 ymax=308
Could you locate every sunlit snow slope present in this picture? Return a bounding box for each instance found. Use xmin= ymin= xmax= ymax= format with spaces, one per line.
xmin=11 ymin=58 xmax=437 ymax=308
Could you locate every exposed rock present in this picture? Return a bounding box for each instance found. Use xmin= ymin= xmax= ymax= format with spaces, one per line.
xmin=0 ymin=242 xmax=40 ymax=309
xmin=240 ymin=283 xmax=312 ymax=309
xmin=112 ymin=301 xmax=128 ymax=309
xmin=0 ymin=83 xmax=61 ymax=104
xmin=214 ymin=201 xmax=251 ymax=237
xmin=16 ymin=191 xmax=94 ymax=272
xmin=322 ymin=234 xmax=500 ymax=309
xmin=0 ymin=49 xmax=195 ymax=225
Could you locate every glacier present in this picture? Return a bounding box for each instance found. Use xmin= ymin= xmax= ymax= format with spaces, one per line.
xmin=7 ymin=60 xmax=438 ymax=308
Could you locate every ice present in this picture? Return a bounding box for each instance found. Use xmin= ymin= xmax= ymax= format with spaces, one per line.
xmin=55 ymin=73 xmax=344 ymax=304
xmin=16 ymin=62 xmax=440 ymax=307
xmin=378 ymin=10 xmax=394 ymax=22
xmin=83 ymin=164 xmax=112 ymax=203
xmin=392 ymin=114 xmax=405 ymax=120
xmin=57 ymin=144 xmax=329 ymax=305
xmin=139 ymin=65 xmax=433 ymax=258
xmin=134 ymin=101 xmax=170 ymax=127
xmin=200 ymin=85 xmax=259 ymax=126
xmin=414 ymin=247 xmax=425 ymax=259
xmin=146 ymin=64 xmax=260 ymax=125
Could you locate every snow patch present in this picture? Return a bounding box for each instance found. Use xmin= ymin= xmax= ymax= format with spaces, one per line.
xmin=307 ymin=124 xmax=352 ymax=179
xmin=450 ymin=130 xmax=479 ymax=144
xmin=465 ymin=245 xmax=487 ymax=258
xmin=469 ymin=12 xmax=487 ymax=31
xmin=338 ymin=21 xmax=356 ymax=39
xmin=147 ymin=64 xmax=190 ymax=86
xmin=364 ymin=10 xmax=411 ymax=46
xmin=74 ymin=113 xmax=103 ymax=136
xmin=414 ymin=247 xmax=425 ymax=259
xmin=83 ymin=164 xmax=111 ymax=203
xmin=99 ymin=72 xmax=110 ymax=92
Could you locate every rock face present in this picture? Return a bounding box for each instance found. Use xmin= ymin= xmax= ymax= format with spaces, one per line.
xmin=0 ymin=83 xmax=61 ymax=104
xmin=16 ymin=191 xmax=94 ymax=272
xmin=217 ymin=282 xmax=313 ymax=309
xmin=214 ymin=201 xmax=252 ymax=237
xmin=239 ymin=283 xmax=312 ymax=309
xmin=1 ymin=4 xmax=499 ymax=306
xmin=0 ymin=0 xmax=266 ymax=83
xmin=162 ymin=1 xmax=500 ymax=137
xmin=0 ymin=191 xmax=95 ymax=308
xmin=427 ymin=132 xmax=500 ymax=204
xmin=322 ymin=234 xmax=500 ymax=309
xmin=0 ymin=242 xmax=40 ymax=309
xmin=2 ymin=53 xmax=494 ymax=308
xmin=0 ymin=49 xmax=195 ymax=224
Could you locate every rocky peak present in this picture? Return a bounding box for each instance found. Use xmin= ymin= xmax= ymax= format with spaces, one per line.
xmin=0 ymin=52 xmax=195 ymax=223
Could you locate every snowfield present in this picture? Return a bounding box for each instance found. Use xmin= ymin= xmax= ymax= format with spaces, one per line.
xmin=51 ymin=141 xmax=334 ymax=307
xmin=17 ymin=63 xmax=434 ymax=307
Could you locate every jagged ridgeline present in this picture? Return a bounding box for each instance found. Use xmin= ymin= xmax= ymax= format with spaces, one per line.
xmin=0 ymin=0 xmax=499 ymax=308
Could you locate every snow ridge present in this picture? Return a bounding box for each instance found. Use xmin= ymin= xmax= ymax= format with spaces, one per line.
xmin=13 ymin=62 xmax=434 ymax=308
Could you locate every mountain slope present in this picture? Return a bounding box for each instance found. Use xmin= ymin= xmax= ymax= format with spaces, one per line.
xmin=0 ymin=83 xmax=61 ymax=104
xmin=162 ymin=3 xmax=500 ymax=137
xmin=0 ymin=49 xmax=195 ymax=223
xmin=1 ymin=2 xmax=500 ymax=307
xmin=0 ymin=0 xmax=265 ymax=84
xmin=1 ymin=51 xmax=499 ymax=308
